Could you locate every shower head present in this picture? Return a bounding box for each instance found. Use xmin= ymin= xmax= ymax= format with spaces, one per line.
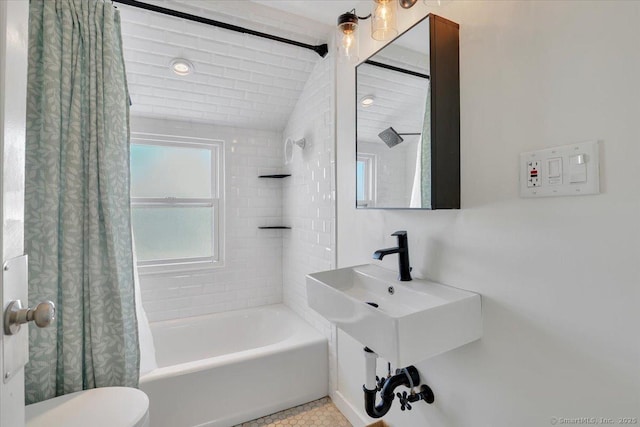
xmin=284 ymin=137 xmax=306 ymax=164
xmin=378 ymin=127 xmax=404 ymax=148
xmin=378 ymin=127 xmax=422 ymax=148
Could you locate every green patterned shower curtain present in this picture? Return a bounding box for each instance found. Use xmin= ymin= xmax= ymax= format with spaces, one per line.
xmin=25 ymin=0 xmax=139 ymax=404
xmin=420 ymin=82 xmax=432 ymax=208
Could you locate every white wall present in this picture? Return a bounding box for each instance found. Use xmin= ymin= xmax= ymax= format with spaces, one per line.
xmin=131 ymin=116 xmax=284 ymax=321
xmin=282 ymin=54 xmax=337 ymax=390
xmin=336 ymin=1 xmax=640 ymax=426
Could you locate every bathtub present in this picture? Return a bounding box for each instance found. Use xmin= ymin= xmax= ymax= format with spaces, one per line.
xmin=139 ymin=304 xmax=328 ymax=427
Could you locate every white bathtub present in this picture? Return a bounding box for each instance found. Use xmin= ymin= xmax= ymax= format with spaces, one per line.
xmin=140 ymin=304 xmax=328 ymax=427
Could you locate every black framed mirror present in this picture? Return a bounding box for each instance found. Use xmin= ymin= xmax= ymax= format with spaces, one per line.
xmin=356 ymin=14 xmax=460 ymax=209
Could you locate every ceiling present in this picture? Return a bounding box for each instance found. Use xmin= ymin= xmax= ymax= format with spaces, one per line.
xmin=119 ymin=0 xmax=433 ymax=132
xmin=257 ymin=0 xmax=433 ymax=52
xmin=357 ymin=18 xmax=430 ymax=146
xmin=252 ymin=1 xmax=374 ymax=27
xmin=357 ymin=62 xmax=429 ymax=146
xmin=119 ymin=0 xmax=333 ymax=131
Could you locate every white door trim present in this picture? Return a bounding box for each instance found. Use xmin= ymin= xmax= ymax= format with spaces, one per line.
xmin=0 ymin=1 xmax=30 ymax=426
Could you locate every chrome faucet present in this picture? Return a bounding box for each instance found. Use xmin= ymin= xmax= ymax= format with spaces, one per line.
xmin=373 ymin=230 xmax=412 ymax=281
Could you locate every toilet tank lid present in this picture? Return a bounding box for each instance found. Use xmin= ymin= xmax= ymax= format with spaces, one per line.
xmin=26 ymin=386 xmax=149 ymax=427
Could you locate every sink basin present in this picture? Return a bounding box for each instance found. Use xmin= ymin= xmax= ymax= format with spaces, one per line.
xmin=306 ymin=264 xmax=482 ymax=367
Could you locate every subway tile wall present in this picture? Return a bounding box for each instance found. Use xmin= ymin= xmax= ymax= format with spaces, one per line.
xmin=131 ymin=116 xmax=284 ymax=321
xmin=282 ymin=55 xmax=337 ymax=388
xmin=118 ymin=1 xmax=327 ymax=131
xmin=358 ymin=140 xmax=413 ymax=207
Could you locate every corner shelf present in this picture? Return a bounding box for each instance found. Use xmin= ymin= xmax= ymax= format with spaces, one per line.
xmin=258 ymin=174 xmax=290 ymax=229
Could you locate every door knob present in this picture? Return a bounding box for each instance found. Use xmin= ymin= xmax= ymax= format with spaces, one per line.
xmin=4 ymin=300 xmax=55 ymax=335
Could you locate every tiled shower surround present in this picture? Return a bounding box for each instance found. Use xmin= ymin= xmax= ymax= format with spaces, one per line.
xmin=120 ymin=0 xmax=341 ymax=393
xmin=119 ymin=0 xmax=326 ymax=130
xmin=282 ymin=55 xmax=337 ymax=387
xmin=131 ymin=116 xmax=284 ymax=321
xmin=132 ymin=52 xmax=339 ymax=382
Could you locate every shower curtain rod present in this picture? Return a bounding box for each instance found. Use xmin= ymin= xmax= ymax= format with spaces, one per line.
xmin=364 ymin=60 xmax=430 ymax=80
xmin=112 ymin=0 xmax=329 ymax=58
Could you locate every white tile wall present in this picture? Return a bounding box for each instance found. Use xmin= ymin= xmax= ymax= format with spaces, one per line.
xmin=131 ymin=116 xmax=285 ymax=321
xmin=358 ymin=140 xmax=414 ymax=207
xmin=281 ymin=55 xmax=337 ymax=389
xmin=170 ymin=0 xmax=330 ymax=46
xmin=356 ymin=60 xmax=429 ymax=145
xmin=121 ymin=1 xmax=339 ymax=386
xmin=376 ymin=43 xmax=430 ymax=75
xmin=118 ymin=0 xmax=328 ymax=131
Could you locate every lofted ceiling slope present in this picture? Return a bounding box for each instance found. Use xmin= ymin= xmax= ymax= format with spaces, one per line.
xmin=119 ymin=0 xmax=332 ymax=131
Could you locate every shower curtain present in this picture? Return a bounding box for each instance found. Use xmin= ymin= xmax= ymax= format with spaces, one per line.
xmin=24 ymin=0 xmax=139 ymax=404
xmin=409 ymin=139 xmax=423 ymax=208
xmin=410 ymin=82 xmax=432 ymax=208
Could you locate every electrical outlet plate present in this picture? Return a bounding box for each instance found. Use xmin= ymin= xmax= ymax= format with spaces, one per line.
xmin=526 ymin=160 xmax=540 ymax=188
xmin=520 ymin=141 xmax=600 ymax=198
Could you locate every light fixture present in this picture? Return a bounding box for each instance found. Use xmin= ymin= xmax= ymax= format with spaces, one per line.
xmin=399 ymin=0 xmax=418 ymax=8
xmin=371 ymin=0 xmax=398 ymax=41
xmin=170 ymin=58 xmax=194 ymax=76
xmin=360 ymin=95 xmax=375 ymax=107
xmin=284 ymin=137 xmax=306 ymax=164
xmin=336 ymin=1 xmax=401 ymax=57
xmin=337 ymin=10 xmax=360 ymax=62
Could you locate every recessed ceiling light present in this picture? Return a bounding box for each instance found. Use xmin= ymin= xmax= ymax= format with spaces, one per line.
xmin=170 ymin=58 xmax=194 ymax=76
xmin=360 ymin=95 xmax=375 ymax=107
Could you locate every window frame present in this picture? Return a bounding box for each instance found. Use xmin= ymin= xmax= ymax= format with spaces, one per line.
xmin=130 ymin=132 xmax=225 ymax=275
xmin=356 ymin=152 xmax=377 ymax=208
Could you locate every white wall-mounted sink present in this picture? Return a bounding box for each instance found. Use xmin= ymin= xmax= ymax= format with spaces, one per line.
xmin=306 ymin=264 xmax=482 ymax=367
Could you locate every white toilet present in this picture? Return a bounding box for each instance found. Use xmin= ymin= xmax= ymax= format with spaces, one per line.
xmin=25 ymin=386 xmax=149 ymax=427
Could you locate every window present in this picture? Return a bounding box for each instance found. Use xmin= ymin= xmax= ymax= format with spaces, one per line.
xmin=130 ymin=133 xmax=223 ymax=272
xmin=356 ymin=153 xmax=376 ymax=207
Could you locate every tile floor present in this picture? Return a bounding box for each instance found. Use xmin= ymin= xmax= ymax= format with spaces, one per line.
xmin=234 ymin=397 xmax=352 ymax=427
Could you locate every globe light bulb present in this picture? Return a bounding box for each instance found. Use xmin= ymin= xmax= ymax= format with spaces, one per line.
xmin=337 ymin=12 xmax=359 ymax=62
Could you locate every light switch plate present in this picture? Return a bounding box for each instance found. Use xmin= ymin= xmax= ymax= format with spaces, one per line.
xmin=520 ymin=141 xmax=600 ymax=198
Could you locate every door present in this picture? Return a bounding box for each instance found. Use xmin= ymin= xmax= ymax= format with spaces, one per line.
xmin=1 ymin=1 xmax=30 ymax=426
